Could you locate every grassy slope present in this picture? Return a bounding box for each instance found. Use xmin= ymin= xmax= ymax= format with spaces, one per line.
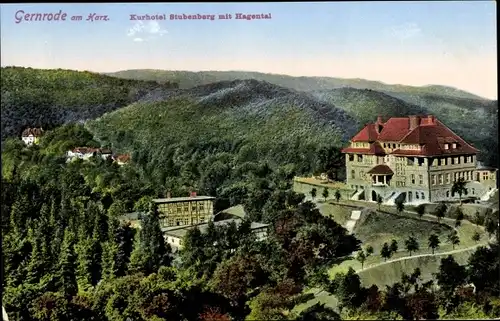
xmin=353 ymin=211 xmax=452 ymax=254
xmin=0 ymin=67 xmax=176 ymax=141
xmin=358 ymin=249 xmax=475 ymax=288
xmin=86 ymin=80 xmax=358 ymax=165
xmin=106 ymin=69 xmax=486 ymax=100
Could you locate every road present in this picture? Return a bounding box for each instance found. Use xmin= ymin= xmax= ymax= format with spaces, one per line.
xmin=356 ymin=242 xmax=489 ymax=273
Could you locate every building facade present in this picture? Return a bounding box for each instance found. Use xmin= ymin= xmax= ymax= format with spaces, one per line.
xmin=153 ymin=193 xmax=215 ymax=228
xmin=21 ymin=127 xmax=44 ymax=146
xmin=341 ymin=115 xmax=498 ymax=205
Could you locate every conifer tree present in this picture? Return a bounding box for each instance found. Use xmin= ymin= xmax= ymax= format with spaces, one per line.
xmin=128 ymin=210 xmax=171 ymax=275
xmin=128 ymin=231 xmax=146 ymax=275
xmin=57 ymin=230 xmax=78 ymax=296
xmin=101 ymin=240 xmax=118 ymax=282
xmin=76 ymin=237 xmax=93 ymax=291
xmin=26 ymin=227 xmax=46 ymax=285
xmin=113 ymin=223 xmax=135 ymax=277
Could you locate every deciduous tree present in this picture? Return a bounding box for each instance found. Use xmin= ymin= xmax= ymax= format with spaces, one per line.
xmin=381 ymin=242 xmax=392 ymax=261
xmin=404 ymin=236 xmax=419 ymax=256
xmin=428 ymin=234 xmax=440 ymax=255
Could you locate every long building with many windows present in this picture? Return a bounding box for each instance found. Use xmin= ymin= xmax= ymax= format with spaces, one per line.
xmin=153 ymin=193 xmax=215 ymax=228
xmin=341 ymin=115 xmax=498 ymax=204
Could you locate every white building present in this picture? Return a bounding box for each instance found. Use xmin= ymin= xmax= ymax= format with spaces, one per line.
xmin=21 ymin=127 xmax=44 ymax=146
xmin=66 ymin=147 xmax=113 ymax=162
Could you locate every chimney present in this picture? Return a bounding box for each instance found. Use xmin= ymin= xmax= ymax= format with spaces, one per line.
xmin=427 ymin=114 xmax=435 ymax=125
xmin=409 ymin=115 xmax=420 ymax=130
xmin=375 ymin=116 xmax=384 ymax=134
xmin=190 ymin=191 xmax=197 ymax=197
xmin=166 ymin=191 xmax=171 ymax=198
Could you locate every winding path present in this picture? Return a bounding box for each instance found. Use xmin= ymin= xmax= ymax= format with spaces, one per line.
xmin=356 ymin=242 xmax=489 ymax=274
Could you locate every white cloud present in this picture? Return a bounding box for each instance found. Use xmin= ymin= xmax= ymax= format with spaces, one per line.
xmin=127 ymin=21 xmax=167 ymax=42
xmin=389 ymin=23 xmax=422 ymax=40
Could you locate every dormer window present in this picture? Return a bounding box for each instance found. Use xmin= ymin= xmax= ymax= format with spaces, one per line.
xmin=444 ymin=143 xmax=449 ymax=150
xmin=452 ymin=143 xmax=457 ymax=149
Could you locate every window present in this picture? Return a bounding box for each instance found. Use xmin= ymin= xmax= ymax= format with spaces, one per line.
xmin=421 ymin=192 xmax=425 ymax=200
xmin=446 ymin=173 xmax=450 ymax=184
xmin=439 ymin=174 xmax=443 ymax=185
xmin=416 ymin=193 xmax=420 ymax=199
xmin=351 ymin=170 xmax=356 ymax=179
xmin=464 ymin=156 xmax=468 ymax=164
xmin=446 ymin=191 xmax=450 ymax=198
xmin=411 ymin=174 xmax=415 ymax=184
xmin=457 ymin=157 xmax=461 ymax=164
xmin=418 ymin=158 xmax=425 ymax=166
xmin=357 ymin=155 xmax=363 ymax=162
xmin=383 ymin=143 xmax=387 ymax=148
xmin=454 ymin=172 xmax=459 ymax=181
xmin=392 ymin=144 xmax=396 ymax=149
xmin=192 ymin=204 xmax=198 ymax=211
xmin=451 ymin=158 xmax=455 ymax=165
xmin=360 ymin=171 xmax=365 ymax=179
xmin=444 ymin=158 xmax=448 ymax=166
xmin=472 ymin=188 xmax=475 ymax=195
xmin=184 ymin=218 xmax=189 ymax=225
xmin=444 ymin=143 xmax=449 ymax=150
xmin=432 ymin=175 xmax=437 ymax=185
xmin=407 ymin=157 xmax=415 ymax=166
xmin=348 ymin=154 xmax=354 ymax=161
xmin=483 ymin=173 xmax=488 ymax=181
xmin=419 ymin=174 xmax=423 ymax=185
xmin=452 ymin=143 xmax=457 ymax=149
xmin=437 ymin=158 xmax=442 ymax=166
xmin=199 ymin=203 xmax=204 ymax=211
xmin=184 ymin=204 xmax=189 ymax=212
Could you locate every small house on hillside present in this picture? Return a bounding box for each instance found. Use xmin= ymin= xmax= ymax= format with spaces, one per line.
xmin=66 ymin=147 xmax=113 ymax=162
xmin=21 ymin=127 xmax=44 ymax=146
xmin=113 ymin=154 xmax=131 ymax=166
xmin=117 ymin=212 xmax=144 ymax=229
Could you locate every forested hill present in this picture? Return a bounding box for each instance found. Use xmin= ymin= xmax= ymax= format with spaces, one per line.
xmin=106 ymin=69 xmax=487 ymax=100
xmin=86 ymin=79 xmax=358 ymax=184
xmin=0 ymin=67 xmax=178 ymax=141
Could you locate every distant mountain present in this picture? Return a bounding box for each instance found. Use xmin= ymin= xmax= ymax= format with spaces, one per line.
xmin=0 ymin=66 xmax=178 ymax=142
xmin=106 ymin=69 xmax=487 ymax=101
xmin=311 ymin=88 xmax=429 ymax=126
xmin=86 ymin=79 xmax=359 ymax=168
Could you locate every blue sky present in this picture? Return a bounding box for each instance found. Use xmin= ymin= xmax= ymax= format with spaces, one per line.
xmin=0 ymin=2 xmax=497 ymax=99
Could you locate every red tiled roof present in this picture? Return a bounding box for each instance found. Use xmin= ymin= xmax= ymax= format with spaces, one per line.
xmin=351 ymin=124 xmax=379 ymax=142
xmin=376 ymin=118 xmax=412 ymax=142
xmin=341 ymin=142 xmax=386 ymax=155
xmin=22 ymin=127 xmax=44 ymax=137
xmin=367 ymin=164 xmax=394 ymax=175
xmin=342 ymin=115 xmax=479 ymax=157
